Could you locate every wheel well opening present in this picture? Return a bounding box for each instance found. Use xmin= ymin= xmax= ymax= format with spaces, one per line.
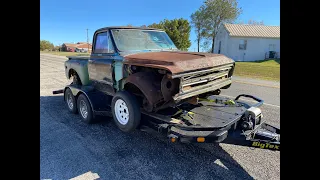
xmin=124 ymin=82 xmax=145 ymax=106
xmin=69 ymin=69 xmax=82 ymax=85
xmin=68 ymin=69 xmax=77 ymax=78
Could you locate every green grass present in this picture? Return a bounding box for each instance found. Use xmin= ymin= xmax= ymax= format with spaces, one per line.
xmin=40 ymin=51 xmax=90 ymax=57
xmin=234 ymin=59 xmax=280 ymax=81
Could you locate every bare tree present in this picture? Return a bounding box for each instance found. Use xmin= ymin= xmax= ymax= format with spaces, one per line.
xmin=190 ymin=7 xmax=206 ymax=52
xmin=201 ymin=0 xmax=242 ymax=53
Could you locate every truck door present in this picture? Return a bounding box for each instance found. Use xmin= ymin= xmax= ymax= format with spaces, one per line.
xmin=88 ymin=30 xmax=116 ymax=94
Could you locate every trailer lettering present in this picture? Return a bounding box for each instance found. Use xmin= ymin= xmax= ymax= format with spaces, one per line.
xmin=251 ymin=142 xmax=279 ymax=150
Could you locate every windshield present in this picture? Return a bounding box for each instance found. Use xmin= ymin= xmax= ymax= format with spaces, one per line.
xmin=111 ymin=29 xmax=177 ymax=51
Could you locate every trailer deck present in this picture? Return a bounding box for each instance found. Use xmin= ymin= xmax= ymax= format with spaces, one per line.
xmin=53 ymin=84 xmax=280 ymax=151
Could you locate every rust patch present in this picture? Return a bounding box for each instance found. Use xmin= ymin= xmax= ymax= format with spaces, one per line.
xmin=125 ymin=72 xmax=163 ymax=112
xmin=124 ymin=51 xmax=234 ymax=74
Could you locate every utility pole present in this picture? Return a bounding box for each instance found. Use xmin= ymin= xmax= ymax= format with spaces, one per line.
xmin=86 ymin=28 xmax=89 ymax=52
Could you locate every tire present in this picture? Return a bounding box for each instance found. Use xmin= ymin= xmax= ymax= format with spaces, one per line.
xmin=111 ymin=91 xmax=141 ymax=132
xmin=221 ymin=83 xmax=231 ymax=89
xmin=65 ymin=88 xmax=77 ymax=114
xmin=77 ymin=94 xmax=94 ymax=124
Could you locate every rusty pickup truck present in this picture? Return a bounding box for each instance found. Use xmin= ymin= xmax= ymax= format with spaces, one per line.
xmin=65 ymin=26 xmax=235 ymax=111
xmin=64 ymin=26 xmax=235 ymax=131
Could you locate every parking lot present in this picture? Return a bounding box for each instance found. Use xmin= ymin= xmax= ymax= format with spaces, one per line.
xmin=40 ymin=53 xmax=280 ymax=180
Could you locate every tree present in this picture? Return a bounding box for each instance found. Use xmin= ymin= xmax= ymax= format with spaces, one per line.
xmin=40 ymin=40 xmax=54 ymax=51
xmin=148 ymin=23 xmax=163 ymax=29
xmin=190 ymin=7 xmax=206 ymax=52
xmin=202 ymin=0 xmax=242 ymax=53
xmin=148 ymin=18 xmax=191 ymax=51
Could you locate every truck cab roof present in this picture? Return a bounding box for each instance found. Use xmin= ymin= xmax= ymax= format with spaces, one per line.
xmin=95 ymin=26 xmax=163 ymax=33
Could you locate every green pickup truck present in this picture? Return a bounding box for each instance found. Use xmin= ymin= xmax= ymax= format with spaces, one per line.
xmin=65 ymin=26 xmax=235 ymax=130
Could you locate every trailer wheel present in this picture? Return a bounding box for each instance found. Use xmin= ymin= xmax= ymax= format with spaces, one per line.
xmin=111 ymin=91 xmax=141 ymax=132
xmin=65 ymin=88 xmax=77 ymax=114
xmin=77 ymin=94 xmax=94 ymax=124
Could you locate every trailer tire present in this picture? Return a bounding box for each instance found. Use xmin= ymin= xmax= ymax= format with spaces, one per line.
xmin=77 ymin=94 xmax=94 ymax=124
xmin=65 ymin=88 xmax=77 ymax=114
xmin=111 ymin=91 xmax=141 ymax=132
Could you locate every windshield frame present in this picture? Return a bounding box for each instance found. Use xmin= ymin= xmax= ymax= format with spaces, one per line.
xmin=109 ymin=28 xmax=178 ymax=52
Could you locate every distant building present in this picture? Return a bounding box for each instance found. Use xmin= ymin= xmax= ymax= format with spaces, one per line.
xmin=213 ymin=23 xmax=280 ymax=61
xmin=61 ymin=42 xmax=92 ymax=52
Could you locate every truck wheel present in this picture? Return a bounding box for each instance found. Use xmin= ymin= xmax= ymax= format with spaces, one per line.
xmin=77 ymin=94 xmax=94 ymax=124
xmin=111 ymin=91 xmax=141 ymax=132
xmin=65 ymin=88 xmax=77 ymax=114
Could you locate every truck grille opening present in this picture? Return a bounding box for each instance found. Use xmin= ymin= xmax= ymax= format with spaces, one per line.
xmin=173 ymin=64 xmax=234 ymax=101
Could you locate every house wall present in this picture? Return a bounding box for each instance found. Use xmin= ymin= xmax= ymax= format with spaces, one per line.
xmin=227 ymin=37 xmax=280 ymax=61
xmin=213 ymin=26 xmax=229 ymax=55
xmin=214 ymin=26 xmax=280 ymax=61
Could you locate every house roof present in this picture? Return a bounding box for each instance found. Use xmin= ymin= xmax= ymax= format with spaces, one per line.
xmin=76 ymin=44 xmax=92 ymax=49
xmin=223 ymin=23 xmax=280 ymax=38
xmin=63 ymin=43 xmax=92 ymax=48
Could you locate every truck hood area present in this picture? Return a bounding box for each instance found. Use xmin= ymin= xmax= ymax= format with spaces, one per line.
xmin=123 ymin=51 xmax=234 ymax=74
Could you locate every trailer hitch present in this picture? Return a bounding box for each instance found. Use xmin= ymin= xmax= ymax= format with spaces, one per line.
xmin=222 ymin=122 xmax=280 ymax=151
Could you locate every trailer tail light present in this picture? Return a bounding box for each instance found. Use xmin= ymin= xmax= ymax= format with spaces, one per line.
xmin=197 ymin=137 xmax=205 ymax=142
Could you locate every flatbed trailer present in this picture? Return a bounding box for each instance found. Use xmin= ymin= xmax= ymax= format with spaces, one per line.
xmin=53 ymin=84 xmax=280 ymax=151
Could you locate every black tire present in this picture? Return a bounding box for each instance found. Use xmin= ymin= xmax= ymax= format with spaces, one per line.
xmin=111 ymin=91 xmax=141 ymax=132
xmin=77 ymin=94 xmax=94 ymax=124
xmin=65 ymin=88 xmax=77 ymax=114
xmin=221 ymin=83 xmax=231 ymax=89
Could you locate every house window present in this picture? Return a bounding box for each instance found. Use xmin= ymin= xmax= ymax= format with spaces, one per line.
xmin=239 ymin=40 xmax=247 ymax=50
xmin=94 ymin=32 xmax=115 ymax=54
xmin=218 ymin=41 xmax=221 ymax=54
xmin=269 ymin=44 xmax=276 ymax=51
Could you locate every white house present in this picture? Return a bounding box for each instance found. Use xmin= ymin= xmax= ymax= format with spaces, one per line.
xmin=213 ymin=23 xmax=280 ymax=61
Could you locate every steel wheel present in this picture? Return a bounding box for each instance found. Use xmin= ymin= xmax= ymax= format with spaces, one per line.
xmin=65 ymin=88 xmax=77 ymax=114
xmin=79 ymin=99 xmax=88 ymax=119
xmin=114 ymin=99 xmax=129 ymax=125
xmin=67 ymin=93 xmax=74 ymax=110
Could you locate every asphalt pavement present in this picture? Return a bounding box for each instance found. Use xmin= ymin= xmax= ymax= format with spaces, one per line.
xmin=40 ymin=53 xmax=280 ymax=180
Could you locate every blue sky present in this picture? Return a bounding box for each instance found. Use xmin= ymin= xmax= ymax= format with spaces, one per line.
xmin=40 ymin=0 xmax=279 ymax=51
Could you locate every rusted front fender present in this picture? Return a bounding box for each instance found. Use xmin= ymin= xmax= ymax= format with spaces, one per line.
xmin=125 ymin=72 xmax=163 ymax=111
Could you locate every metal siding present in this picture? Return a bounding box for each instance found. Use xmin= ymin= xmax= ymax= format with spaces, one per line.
xmin=227 ymin=37 xmax=280 ymax=61
xmin=224 ymin=24 xmax=280 ymax=38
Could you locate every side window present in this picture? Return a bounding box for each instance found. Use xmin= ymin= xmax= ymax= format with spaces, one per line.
xmin=239 ymin=39 xmax=247 ymax=50
xmin=269 ymin=44 xmax=276 ymax=51
xmin=94 ymin=32 xmax=115 ymax=54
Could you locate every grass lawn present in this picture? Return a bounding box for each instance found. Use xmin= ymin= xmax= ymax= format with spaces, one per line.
xmin=234 ymin=59 xmax=280 ymax=81
xmin=40 ymin=51 xmax=90 ymax=57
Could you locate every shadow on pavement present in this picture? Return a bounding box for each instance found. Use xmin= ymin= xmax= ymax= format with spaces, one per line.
xmin=40 ymin=95 xmax=254 ymax=180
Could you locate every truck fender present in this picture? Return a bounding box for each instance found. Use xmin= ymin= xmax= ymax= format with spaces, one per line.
xmin=125 ymin=72 xmax=162 ymax=107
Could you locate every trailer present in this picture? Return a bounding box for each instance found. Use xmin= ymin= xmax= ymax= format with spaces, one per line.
xmin=53 ymin=84 xmax=280 ymax=151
